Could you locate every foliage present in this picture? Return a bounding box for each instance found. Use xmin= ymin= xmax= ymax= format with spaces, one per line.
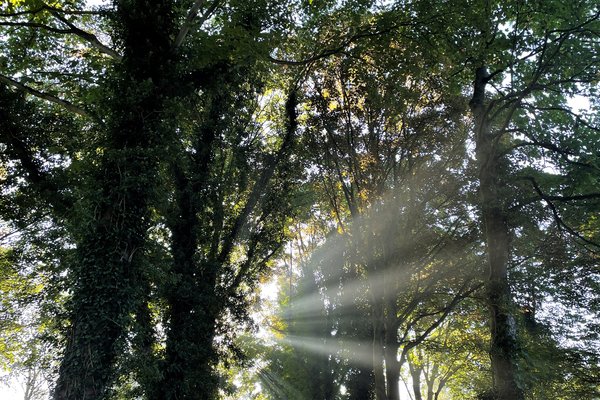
xmin=0 ymin=1 xmax=598 ymax=400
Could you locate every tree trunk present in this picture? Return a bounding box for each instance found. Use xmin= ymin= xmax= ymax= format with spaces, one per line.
xmin=381 ymin=213 xmax=402 ymax=400
xmin=408 ymin=361 xmax=423 ymax=400
xmin=158 ymin=182 xmax=219 ymax=400
xmin=372 ymin=303 xmax=388 ymax=400
xmin=347 ymin=305 xmax=375 ymax=400
xmin=384 ymin=306 xmax=401 ymax=400
xmin=53 ymin=2 xmax=176 ymax=399
xmin=470 ymin=66 xmax=524 ymax=400
xmin=347 ymin=365 xmax=374 ymax=400
xmin=157 ymin=112 xmax=221 ymax=399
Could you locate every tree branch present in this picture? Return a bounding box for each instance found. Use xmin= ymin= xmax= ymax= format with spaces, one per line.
xmin=520 ymin=176 xmax=600 ymax=202
xmin=521 ymin=176 xmax=600 ymax=248
xmin=48 ymin=11 xmax=122 ymax=60
xmin=0 ymin=86 xmax=74 ymax=216
xmin=269 ymin=22 xmax=404 ymax=66
xmin=0 ymin=74 xmax=89 ymax=117
xmin=0 ymin=5 xmax=107 ymax=17
xmin=174 ymin=0 xmax=221 ymax=48
xmin=1 ymin=18 xmax=121 ymax=60
xmin=218 ymin=89 xmax=298 ymax=264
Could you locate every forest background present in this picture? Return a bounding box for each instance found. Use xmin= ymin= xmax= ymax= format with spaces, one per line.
xmin=0 ymin=0 xmax=599 ymax=399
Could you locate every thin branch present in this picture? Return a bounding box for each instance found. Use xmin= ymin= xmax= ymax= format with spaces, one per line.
xmin=0 ymin=89 xmax=74 ymax=216
xmin=0 ymin=20 xmax=72 ymax=34
xmin=402 ymin=283 xmax=480 ymax=355
xmin=43 ymin=5 xmax=109 ymax=16
xmin=269 ymin=23 xmax=403 ymax=66
xmin=0 ymin=7 xmax=47 ymax=17
xmin=0 ymin=18 xmax=121 ymax=60
xmin=229 ymin=235 xmax=281 ymax=295
xmin=507 ymin=137 xmax=599 ymax=171
xmin=217 ymin=89 xmax=298 ymax=264
xmin=0 ymin=74 xmax=89 ymax=117
xmin=522 ymin=103 xmax=600 ymax=132
xmin=174 ymin=0 xmax=205 ymax=48
xmin=1 ymin=131 xmax=73 ymax=216
xmin=520 ymin=176 xmax=600 ymax=202
xmin=48 ymin=11 xmax=122 ymax=60
xmin=0 ymin=5 xmax=108 ymax=17
xmin=521 ymin=176 xmax=600 ymax=248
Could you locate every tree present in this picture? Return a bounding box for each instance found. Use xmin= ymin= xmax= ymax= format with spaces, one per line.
xmin=1 ymin=1 xmax=599 ymax=399
xmin=404 ymin=301 xmax=491 ymax=400
xmin=464 ymin=3 xmax=600 ymax=398
xmin=1 ymin=1 xmax=303 ymax=399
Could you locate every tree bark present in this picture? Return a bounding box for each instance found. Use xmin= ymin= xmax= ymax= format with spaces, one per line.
xmin=384 ymin=302 xmax=401 ymax=400
xmin=470 ymin=66 xmax=524 ymax=400
xmin=156 ymin=85 xmax=222 ymax=400
xmin=408 ymin=360 xmax=423 ymax=400
xmin=159 ymin=169 xmax=219 ymax=400
xmin=372 ymin=303 xmax=388 ymax=400
xmin=53 ymin=1 xmax=176 ymax=399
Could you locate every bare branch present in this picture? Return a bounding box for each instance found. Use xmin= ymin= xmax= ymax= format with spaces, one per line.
xmin=0 ymin=12 xmax=121 ymax=59
xmin=0 ymin=74 xmax=89 ymax=117
xmin=521 ymin=176 xmax=600 ymax=248
xmin=48 ymin=10 xmax=122 ymax=60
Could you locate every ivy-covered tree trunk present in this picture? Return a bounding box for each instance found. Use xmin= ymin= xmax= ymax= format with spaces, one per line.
xmin=156 ymin=84 xmax=223 ymax=399
xmin=160 ymin=196 xmax=218 ymax=400
xmin=158 ymin=162 xmax=220 ymax=400
xmin=470 ymin=66 xmax=524 ymax=400
xmin=53 ymin=1 xmax=176 ymax=399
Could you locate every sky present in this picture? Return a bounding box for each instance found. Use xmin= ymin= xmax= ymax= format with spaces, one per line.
xmin=0 ymin=379 xmax=26 ymax=400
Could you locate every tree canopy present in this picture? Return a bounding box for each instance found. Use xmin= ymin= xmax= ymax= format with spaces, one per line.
xmin=0 ymin=1 xmax=598 ymax=400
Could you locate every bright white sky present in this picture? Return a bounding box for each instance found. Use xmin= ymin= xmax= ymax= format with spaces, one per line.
xmin=0 ymin=380 xmax=25 ymax=400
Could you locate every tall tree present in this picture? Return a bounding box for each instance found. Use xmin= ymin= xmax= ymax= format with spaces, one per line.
xmin=459 ymin=1 xmax=600 ymax=398
xmin=1 ymin=1 xmax=302 ymax=398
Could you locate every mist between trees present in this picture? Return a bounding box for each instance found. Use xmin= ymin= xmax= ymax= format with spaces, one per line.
xmin=0 ymin=1 xmax=599 ymax=400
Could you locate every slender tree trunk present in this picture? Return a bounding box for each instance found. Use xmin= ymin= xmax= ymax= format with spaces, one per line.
xmin=384 ymin=308 xmax=401 ymax=400
xmin=408 ymin=361 xmax=423 ymax=400
xmin=131 ymin=289 xmax=161 ymax=398
xmin=384 ymin=345 xmax=401 ymax=400
xmin=433 ymin=378 xmax=447 ymax=400
xmin=364 ymin=220 xmax=388 ymax=400
xmin=372 ymin=303 xmax=388 ymax=400
xmin=347 ymin=302 xmax=375 ymax=400
xmin=347 ymin=364 xmax=374 ymax=400
xmin=470 ymin=66 xmax=524 ymax=400
xmin=382 ymin=226 xmax=401 ymax=400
